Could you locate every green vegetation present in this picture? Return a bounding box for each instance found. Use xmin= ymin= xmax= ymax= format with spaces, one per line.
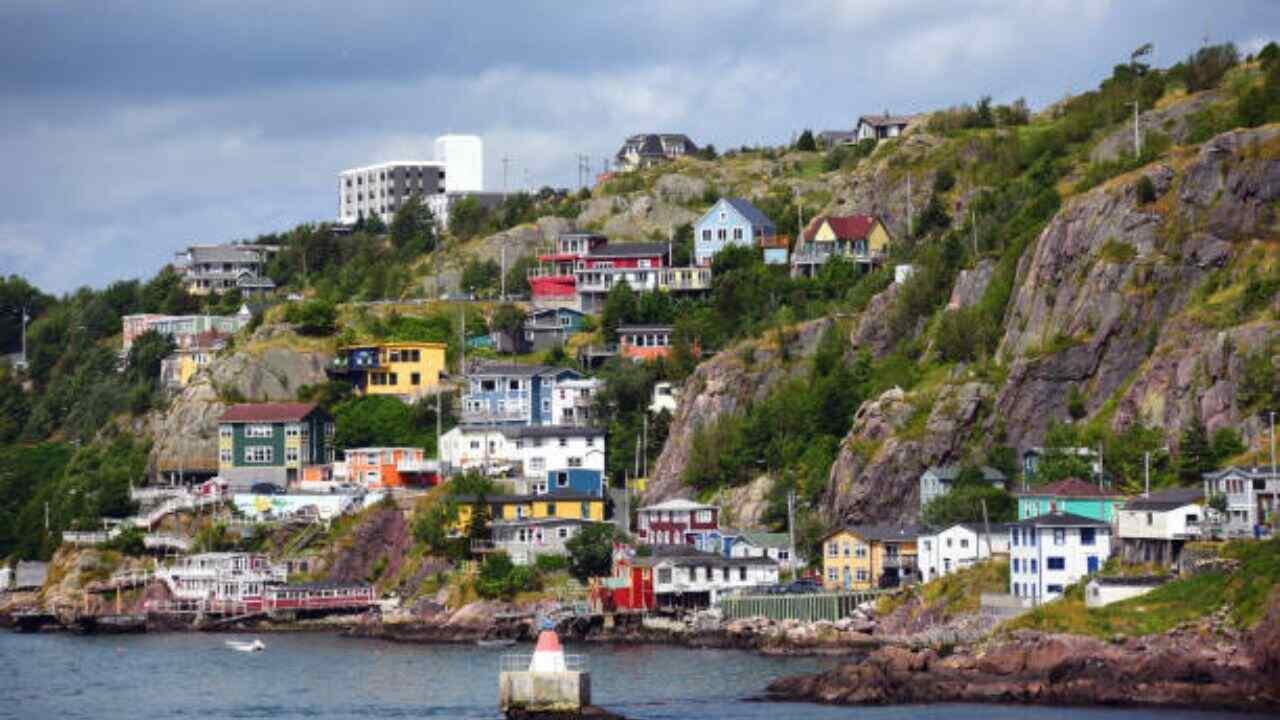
xmin=920 ymin=469 xmax=1016 ymax=528
xmin=332 ymin=395 xmax=456 ymax=456
xmin=877 ymin=558 xmax=1010 ymax=619
xmin=565 ymin=522 xmax=622 ymax=582
xmin=1006 ymin=537 xmax=1280 ymax=636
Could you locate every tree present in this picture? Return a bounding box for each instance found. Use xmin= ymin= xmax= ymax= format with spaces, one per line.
xmin=565 ymin=522 xmax=620 ymax=582
xmin=1182 ymin=43 xmax=1239 ymax=92
xmin=921 ymin=484 xmax=1016 ymax=527
xmin=600 ymin=280 xmax=639 ymax=339
xmin=125 ymin=329 xmax=176 ymax=385
xmin=389 ymin=194 xmax=437 ymax=256
xmin=1210 ymin=427 xmax=1246 ymax=466
xmin=490 ymin=303 xmax=527 ymax=337
xmin=284 ymin=299 xmax=336 ymax=336
xmin=795 ymin=130 xmax=817 ymax=152
xmin=460 ymin=258 xmax=501 ymax=297
xmin=333 ymin=396 xmax=425 ymax=449
xmin=1176 ymin=415 xmax=1214 ymax=483
xmin=448 ymin=196 xmax=491 ymax=240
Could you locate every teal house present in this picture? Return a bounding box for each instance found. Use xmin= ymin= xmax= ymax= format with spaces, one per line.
xmin=1015 ymin=477 xmax=1127 ymax=522
xmin=218 ymin=402 xmax=334 ymax=489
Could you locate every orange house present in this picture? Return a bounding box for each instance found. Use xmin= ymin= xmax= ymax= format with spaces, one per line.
xmin=342 ymin=447 xmax=440 ymax=489
xmin=618 ymin=325 xmax=676 ymax=362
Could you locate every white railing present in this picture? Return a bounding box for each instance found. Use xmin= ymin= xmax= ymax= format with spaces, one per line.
xmin=461 ymin=406 xmax=531 ymax=423
xmin=62 ymin=531 xmax=112 ymax=546
xmin=144 ymin=534 xmax=192 ymax=552
xmin=500 ymin=654 xmax=586 ymax=672
xmin=131 ymin=486 xmax=188 ymax=503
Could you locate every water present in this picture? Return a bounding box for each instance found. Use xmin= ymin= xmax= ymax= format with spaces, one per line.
xmin=0 ymin=632 xmax=1265 ymax=720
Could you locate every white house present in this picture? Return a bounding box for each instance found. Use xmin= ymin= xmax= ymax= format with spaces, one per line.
xmin=1116 ymin=487 xmax=1205 ymax=565
xmin=918 ymin=522 xmax=1013 ymax=583
xmin=634 ymin=545 xmax=778 ymax=607
xmin=1008 ymin=512 xmax=1112 ymax=605
xmin=649 ymin=381 xmax=680 ymax=415
xmin=1085 ymin=575 xmax=1167 ymax=608
xmin=1202 ymin=466 xmax=1278 ymax=537
xmin=489 ymin=518 xmax=603 ymax=566
xmin=550 ymin=378 xmax=600 ymax=427
xmin=439 ymin=424 xmax=606 ymax=479
xmin=727 ymin=531 xmax=803 ymax=571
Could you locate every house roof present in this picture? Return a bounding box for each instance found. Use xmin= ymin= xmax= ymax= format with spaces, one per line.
xmin=857 ymin=114 xmax=914 ymax=128
xmin=701 ymin=197 xmax=775 ymax=230
xmin=802 ymin=214 xmax=882 ymax=242
xmin=1015 ymin=477 xmax=1125 ymax=499
xmin=821 ymin=523 xmax=926 ymax=544
xmin=588 ymin=241 xmax=668 ymax=258
xmin=617 ymin=133 xmax=697 ymax=159
xmin=1124 ymin=487 xmax=1204 ymax=512
xmin=638 ymin=498 xmax=717 ymax=513
xmin=736 ymin=531 xmax=792 ymax=549
xmin=453 ymin=423 xmax=606 ymax=439
xmin=1203 ymin=466 xmax=1277 ymax=481
xmin=632 ymin=544 xmax=777 ymax=568
xmin=617 ymin=324 xmax=674 ymax=334
xmin=468 ymin=363 xmax=580 ymax=379
xmin=184 ymin=245 xmax=269 ymax=264
xmin=220 ymin=402 xmax=321 ymax=423
xmin=1011 ymin=511 xmax=1110 ymax=529
xmin=923 ymin=465 xmax=1008 ymax=482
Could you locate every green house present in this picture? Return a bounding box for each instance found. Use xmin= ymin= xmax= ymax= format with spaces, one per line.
xmin=218 ymin=402 xmax=334 ymax=488
xmin=1015 ymin=477 xmax=1127 ymax=523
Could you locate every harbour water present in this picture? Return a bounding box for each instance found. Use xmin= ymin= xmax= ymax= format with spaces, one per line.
xmin=0 ymin=632 xmax=1266 ymax=720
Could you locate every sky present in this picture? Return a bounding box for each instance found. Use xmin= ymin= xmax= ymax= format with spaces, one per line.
xmin=1 ymin=1 xmax=1276 ymax=294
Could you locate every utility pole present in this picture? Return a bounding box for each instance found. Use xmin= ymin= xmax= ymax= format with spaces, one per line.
xmin=459 ymin=307 xmax=466 ymax=375
xmin=500 ymin=243 xmax=507 ymax=301
xmin=1144 ymin=451 xmax=1151 ymax=498
xmin=501 ymin=155 xmax=512 ymax=199
xmin=633 ymin=432 xmax=640 ymax=481
xmin=1271 ymin=411 xmax=1276 ymax=481
xmin=435 ymin=390 xmax=442 ymax=462
xmin=1132 ymin=101 xmax=1142 ymax=158
xmin=787 ymin=489 xmax=797 ymax=574
xmin=20 ymin=303 xmax=30 ymax=368
xmin=45 ymin=501 xmax=49 ymax=532
xmin=980 ymin=498 xmax=993 ymax=559
xmin=642 ymin=413 xmax=648 ymax=478
xmin=793 ymin=186 xmax=803 ymax=239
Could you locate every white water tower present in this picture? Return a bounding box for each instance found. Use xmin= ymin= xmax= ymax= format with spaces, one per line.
xmin=435 ymin=135 xmax=484 ymax=192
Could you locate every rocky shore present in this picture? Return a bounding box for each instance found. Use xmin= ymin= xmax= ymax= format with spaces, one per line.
xmin=766 ymin=597 xmax=1280 ymax=713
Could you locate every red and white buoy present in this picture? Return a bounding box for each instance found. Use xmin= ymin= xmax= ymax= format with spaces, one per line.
xmin=528 ymin=629 xmax=567 ymax=672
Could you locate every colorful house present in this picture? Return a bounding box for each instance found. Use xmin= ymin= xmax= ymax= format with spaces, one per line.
xmin=338 ymin=447 xmax=441 ymax=489
xmin=488 ymin=517 xmax=605 ymax=566
xmin=855 ymin=113 xmax=913 ymax=142
xmin=521 ymin=307 xmax=587 ymax=352
xmin=634 ymin=498 xmax=719 ymax=546
xmin=1116 ymin=487 xmax=1205 ymax=566
xmin=439 ymin=424 xmax=606 ymax=480
xmin=122 ymin=306 xmax=251 ymax=352
xmin=628 ymin=544 xmax=778 ymax=609
xmin=760 ymin=234 xmax=791 ymax=265
xmin=539 ymin=468 xmax=606 ymax=497
xmin=460 ymin=364 xmax=594 ymax=425
xmin=575 ymin=242 xmax=672 ymax=314
xmin=452 ymin=492 xmax=608 ymax=534
xmin=820 ymin=524 xmax=923 ymax=591
xmin=692 ymin=197 xmax=777 ymax=266
xmin=617 ymin=325 xmax=675 ymax=362
xmin=328 ymin=341 xmax=447 ymax=402
xmin=218 ymin=403 xmax=335 ymax=489
xmin=527 ymin=233 xmax=608 ymax=304
xmin=159 ymin=330 xmax=228 ymax=389
xmin=1015 ymin=477 xmax=1127 ymax=523
xmin=791 ymin=214 xmax=891 ymax=278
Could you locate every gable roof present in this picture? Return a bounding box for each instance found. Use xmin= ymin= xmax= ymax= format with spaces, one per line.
xmin=736 ymin=531 xmax=791 ymax=549
xmin=1011 ymin=511 xmax=1110 ymax=529
xmin=468 ymin=363 xmax=581 ymax=379
xmin=587 ymin=241 xmax=668 ymax=259
xmin=700 ymin=197 xmax=776 ymax=230
xmin=822 ymin=523 xmax=926 ymax=544
xmin=220 ymin=402 xmax=321 ymax=423
xmin=857 ymin=114 xmax=914 ymax=128
xmin=923 ymin=465 xmax=1008 ymax=482
xmin=184 ymin=245 xmax=270 ymax=264
xmin=1015 ymin=477 xmax=1125 ymax=499
xmin=617 ymin=133 xmax=697 ymax=159
xmin=1124 ymin=487 xmax=1204 ymax=512
xmin=1203 ymin=466 xmax=1277 ymax=482
xmin=638 ymin=498 xmax=717 ymax=513
xmin=803 ymin=214 xmax=882 ymax=242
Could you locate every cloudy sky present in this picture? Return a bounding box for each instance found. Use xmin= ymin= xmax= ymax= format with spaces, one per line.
xmin=1 ymin=1 xmax=1275 ymax=294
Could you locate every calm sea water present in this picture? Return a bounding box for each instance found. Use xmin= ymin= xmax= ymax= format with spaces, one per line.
xmin=0 ymin=632 xmax=1266 ymax=720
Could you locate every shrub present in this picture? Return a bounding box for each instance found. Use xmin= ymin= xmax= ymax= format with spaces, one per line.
xmin=933 ymin=168 xmax=956 ymax=193
xmin=284 ymin=299 xmax=336 ymax=336
xmin=1135 ymin=175 xmax=1156 ymax=204
xmin=534 ymin=554 xmax=569 ymax=573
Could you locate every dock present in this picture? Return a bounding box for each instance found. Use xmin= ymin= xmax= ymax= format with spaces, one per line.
xmin=717 ymin=590 xmax=884 ymax=622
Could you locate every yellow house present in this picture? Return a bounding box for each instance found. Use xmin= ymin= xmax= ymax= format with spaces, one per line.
xmin=451 ymin=493 xmax=607 ymax=535
xmin=821 ymin=523 xmax=923 ymax=591
xmin=792 ymin=214 xmax=891 ymax=278
xmin=331 ymin=341 xmax=448 ymax=401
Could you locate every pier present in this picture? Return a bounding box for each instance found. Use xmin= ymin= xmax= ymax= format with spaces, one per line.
xmin=717 ymin=590 xmax=884 ymax=622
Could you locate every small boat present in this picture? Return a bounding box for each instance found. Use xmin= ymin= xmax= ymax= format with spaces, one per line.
xmin=225 ymin=638 xmax=265 ymax=652
xmin=476 ymin=638 xmax=516 ymax=648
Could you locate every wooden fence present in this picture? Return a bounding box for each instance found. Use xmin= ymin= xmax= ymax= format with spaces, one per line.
xmin=718 ymin=590 xmax=885 ymax=622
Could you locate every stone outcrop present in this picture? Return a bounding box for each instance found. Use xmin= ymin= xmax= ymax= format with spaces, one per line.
xmin=768 ymin=614 xmax=1280 ymax=712
xmin=947 ymin=259 xmax=995 ymax=310
xmin=147 ymin=326 xmax=332 ymax=476
xmin=849 ymin=283 xmax=901 ymax=358
xmin=824 ymin=381 xmax=991 ymax=524
xmin=652 ymin=173 xmax=708 ymax=204
xmin=993 ymin=126 xmax=1280 ymax=450
xmin=644 ymin=318 xmax=833 ymax=504
xmin=325 ymin=506 xmax=412 ymax=588
xmin=1089 ymin=89 xmax=1221 ymax=163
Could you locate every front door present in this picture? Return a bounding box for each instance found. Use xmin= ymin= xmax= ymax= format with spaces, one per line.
xmin=1087 ymin=556 xmax=1099 ymax=574
xmin=842 ymin=567 xmax=851 ymax=590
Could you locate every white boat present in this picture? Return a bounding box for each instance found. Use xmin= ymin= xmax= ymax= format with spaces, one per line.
xmin=225 ymin=639 xmax=265 ymax=652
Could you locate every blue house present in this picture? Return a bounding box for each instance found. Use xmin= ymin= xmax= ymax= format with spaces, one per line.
xmin=542 ymin=468 xmax=605 ymax=497
xmin=461 ymin=364 xmax=586 ymax=426
xmin=693 ymin=198 xmax=776 ymax=266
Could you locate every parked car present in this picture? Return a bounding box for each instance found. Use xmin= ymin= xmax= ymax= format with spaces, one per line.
xmin=250 ymin=483 xmax=283 ymax=495
xmin=785 ymin=577 xmax=823 ymax=594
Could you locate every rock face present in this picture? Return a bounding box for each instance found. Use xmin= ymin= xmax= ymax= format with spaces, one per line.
xmin=644 ymin=319 xmax=833 ymax=504
xmin=947 ymin=259 xmax=995 ymax=310
xmin=148 ymin=327 xmax=332 ymax=476
xmin=578 ymin=195 xmax=698 ymax=240
xmin=849 ymin=284 xmax=901 ymax=358
xmin=652 ymin=173 xmax=708 ymax=204
xmin=993 ymin=126 xmax=1280 ymax=451
xmin=824 ymin=382 xmax=992 ymax=524
xmin=767 ymin=620 xmax=1280 ymax=712
xmin=1090 ymin=89 xmax=1221 ymax=163
xmin=326 ymin=506 xmax=412 ymax=587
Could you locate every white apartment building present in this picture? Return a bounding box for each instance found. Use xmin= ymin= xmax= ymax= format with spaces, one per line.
xmin=434 ymin=135 xmax=483 ymax=192
xmin=1008 ymin=512 xmax=1112 ymax=605
xmin=338 ymin=160 xmax=446 ymax=226
xmin=634 ymin=545 xmax=778 ymax=607
xmin=550 ymin=378 xmax=599 ymax=427
xmin=918 ymin=523 xmax=1012 ymax=583
xmin=439 ymin=424 xmax=605 ymax=479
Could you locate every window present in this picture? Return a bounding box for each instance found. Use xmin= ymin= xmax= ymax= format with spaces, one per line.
xmin=1012 ymin=530 xmax=1019 ymax=547
xmin=219 ymin=449 xmax=232 ymax=463
xmin=1014 ymin=583 xmax=1021 ymax=597
xmin=1013 ymin=559 xmax=1020 ymax=573
xmin=732 ymin=227 xmax=743 ymax=240
xmin=285 ymin=425 xmax=301 ymax=438
xmin=567 ymin=457 xmax=583 ymax=468
xmin=509 ymin=380 xmax=520 ymax=391
xmin=945 ymin=538 xmax=953 ymax=548
xmin=529 ymin=458 xmax=545 ymax=472
xmin=658 ymin=568 xmax=672 ymax=584
xmin=556 ymin=472 xmax=569 ymax=487
xmin=695 ymin=510 xmax=712 ymax=523
xmin=285 ymin=448 xmax=299 ymax=463
xmin=389 ymin=373 xmax=398 ymax=385
xmin=1053 ymin=528 xmax=1065 ymax=545
xmin=960 ymin=538 xmax=969 ymax=548
xmin=1146 ymin=512 xmax=1154 ymax=526
xmin=580 ymin=502 xmax=591 ymax=518
xmin=219 ymin=426 xmax=233 ymax=439
xmin=717 ymin=228 xmax=727 ymax=240
xmin=557 ymin=527 xmax=569 ymax=540
xmin=1046 ymin=557 xmax=1065 ymax=570
xmin=827 ymin=568 xmax=837 ymax=581
xmin=245 ymin=424 xmax=273 ymax=438
xmin=545 ymin=502 xmax=557 ymax=516
xmin=1080 ymin=528 xmax=1096 ymax=546
xmin=856 ymin=569 xmax=868 ymax=581
xmin=855 ymin=546 xmax=867 ymax=558
xmin=1030 ymin=559 xmax=1038 ymax=573
xmin=245 ymin=446 xmax=274 ymax=464
xmin=411 ymin=373 xmax=421 ymax=386
xmin=586 ymin=437 xmax=595 ymax=447
xmin=1046 ymin=584 xmax=1064 ymax=594
xmin=827 ymin=543 xmax=838 ymax=557
xmin=558 ymin=438 xmax=568 ymax=447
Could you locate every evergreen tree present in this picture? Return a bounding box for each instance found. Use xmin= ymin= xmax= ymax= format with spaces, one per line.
xmin=1176 ymin=415 xmax=1214 ymax=483
xmin=795 ymin=130 xmax=817 ymax=152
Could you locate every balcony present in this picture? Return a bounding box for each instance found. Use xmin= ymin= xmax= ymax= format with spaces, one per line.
xmin=461 ymin=404 xmax=532 ymax=424
xmin=659 ymin=268 xmax=712 ymax=292
xmin=397 ymin=459 xmax=440 ymax=474
xmin=791 ymin=244 xmax=885 ymax=266
xmin=881 ymin=555 xmax=917 ymax=570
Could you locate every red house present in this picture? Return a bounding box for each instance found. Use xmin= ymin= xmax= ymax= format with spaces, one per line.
xmin=617 ymin=325 xmax=675 ymax=362
xmin=591 ymin=544 xmax=655 ymax=613
xmin=635 ymin=498 xmax=719 ymax=545
xmin=528 ymin=233 xmax=607 ymax=302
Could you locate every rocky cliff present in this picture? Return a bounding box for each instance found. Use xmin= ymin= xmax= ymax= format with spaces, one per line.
xmin=643 ymin=318 xmax=833 ymax=505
